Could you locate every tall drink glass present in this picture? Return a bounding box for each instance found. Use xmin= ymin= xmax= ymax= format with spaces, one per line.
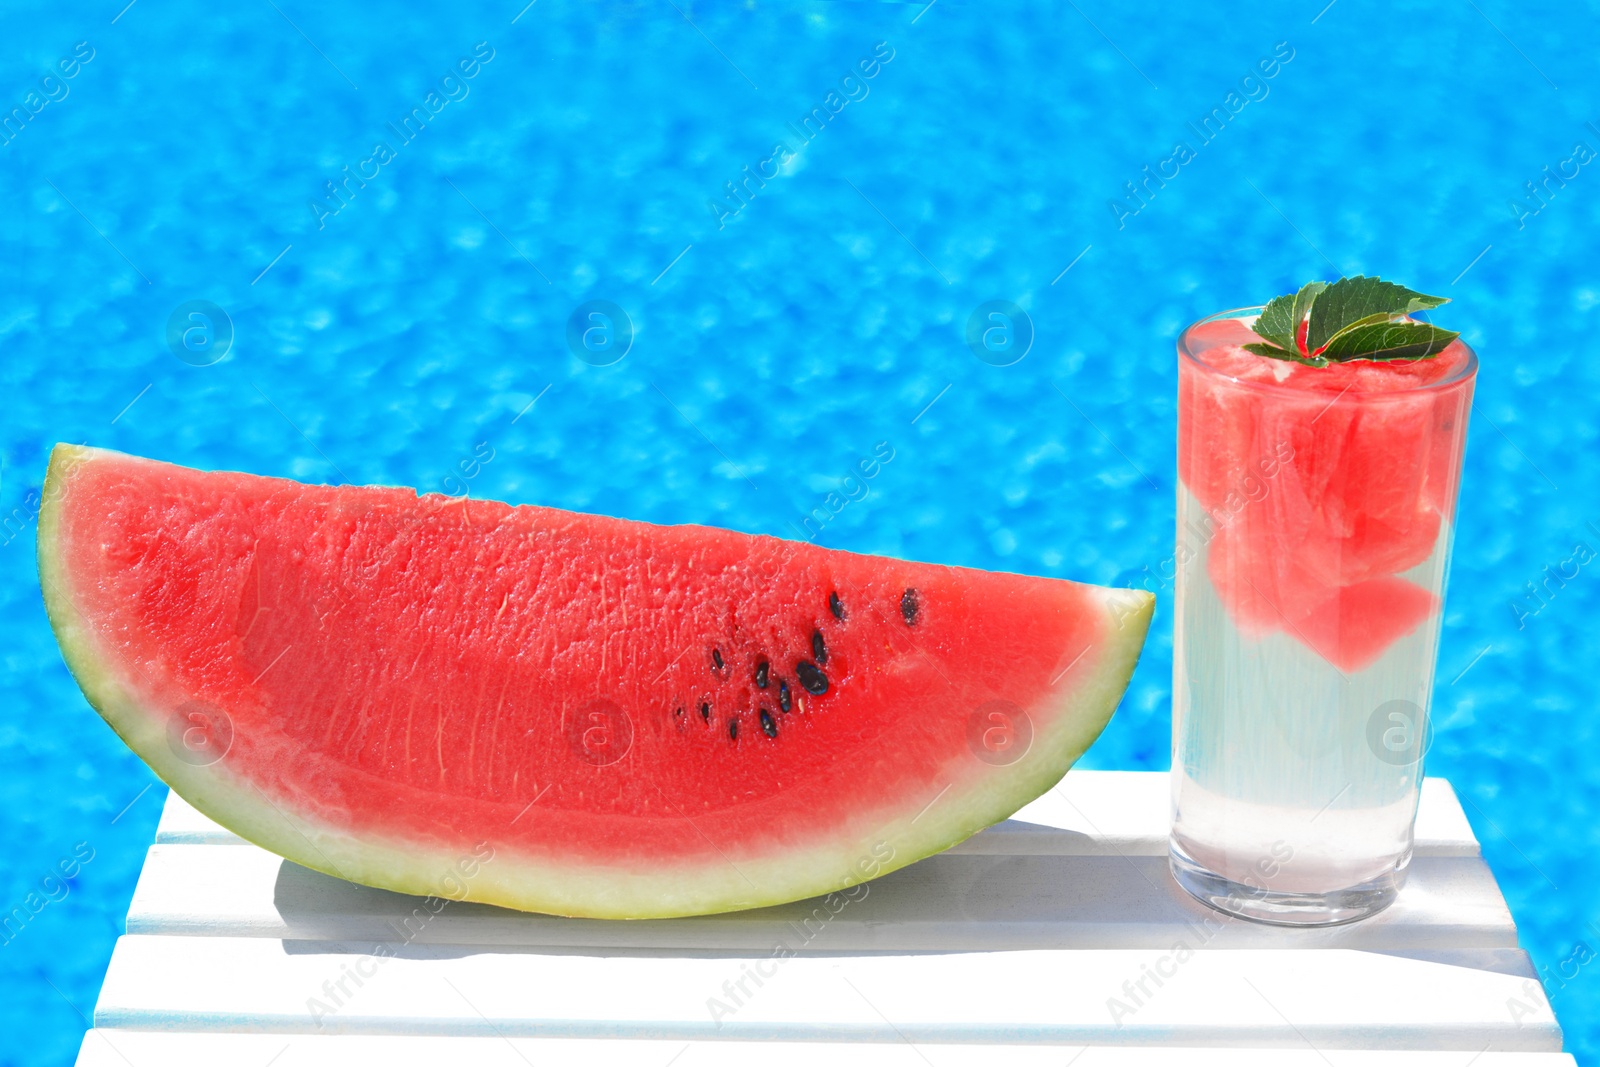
xmin=1169 ymin=307 xmax=1476 ymax=925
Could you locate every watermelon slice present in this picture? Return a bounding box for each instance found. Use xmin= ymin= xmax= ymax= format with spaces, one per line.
xmin=37 ymin=445 xmax=1153 ymax=919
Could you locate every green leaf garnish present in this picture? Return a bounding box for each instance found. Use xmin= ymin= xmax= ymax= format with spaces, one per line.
xmin=1307 ymin=277 xmax=1447 ymax=353
xmin=1248 ymin=275 xmax=1458 ymax=365
xmin=1243 ymin=342 xmax=1327 ymax=367
xmin=1254 ymin=281 xmax=1327 ymax=352
xmin=1290 ymin=281 xmax=1328 ymax=340
xmin=1253 ymin=294 xmax=1299 ymax=351
xmin=1315 ymin=321 xmax=1460 ymax=362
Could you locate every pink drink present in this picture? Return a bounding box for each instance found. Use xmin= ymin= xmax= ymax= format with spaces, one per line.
xmin=1170 ymin=309 xmax=1475 ymax=925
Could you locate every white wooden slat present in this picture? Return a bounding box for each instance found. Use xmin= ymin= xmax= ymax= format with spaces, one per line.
xmin=92 ymin=934 xmax=1562 ymax=1050
xmin=152 ymin=770 xmax=1483 ymax=857
xmin=74 ymin=1030 xmax=1581 ymax=1067
xmin=151 ymin=788 xmax=237 ymax=844
xmin=125 ymin=843 xmax=1517 ymax=950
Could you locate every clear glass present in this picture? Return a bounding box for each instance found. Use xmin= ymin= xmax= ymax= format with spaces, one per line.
xmin=1169 ymin=307 xmax=1476 ymax=926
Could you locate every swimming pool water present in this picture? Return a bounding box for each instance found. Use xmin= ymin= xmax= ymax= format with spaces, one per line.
xmin=1 ymin=1 xmax=1596 ymax=1061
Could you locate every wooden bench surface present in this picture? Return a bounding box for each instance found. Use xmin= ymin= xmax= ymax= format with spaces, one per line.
xmin=75 ymin=770 xmax=1573 ymax=1064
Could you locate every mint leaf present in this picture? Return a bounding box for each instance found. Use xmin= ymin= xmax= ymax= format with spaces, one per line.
xmin=1316 ymin=321 xmax=1460 ymax=362
xmin=1252 ymin=281 xmax=1329 ymax=353
xmin=1307 ymin=276 xmax=1449 ymax=354
xmin=1322 ymin=310 xmax=1404 ymax=342
xmin=1242 ymin=276 xmax=1459 ymax=366
xmin=1290 ymin=281 xmax=1328 ymax=350
xmin=1252 ymin=294 xmax=1299 ymax=350
xmin=1243 ymin=342 xmax=1327 ymax=367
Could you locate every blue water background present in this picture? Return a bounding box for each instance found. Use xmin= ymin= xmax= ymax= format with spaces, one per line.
xmin=2 ymin=0 xmax=1596 ymax=1060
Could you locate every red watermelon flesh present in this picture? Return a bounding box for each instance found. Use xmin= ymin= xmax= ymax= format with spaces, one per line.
xmin=1425 ymin=385 xmax=1472 ymax=515
xmin=1179 ymin=323 xmax=1473 ymax=669
xmin=38 ymin=446 xmax=1153 ymax=919
xmin=1176 ymin=318 xmax=1265 ymax=514
xmin=1293 ymin=577 xmax=1440 ymax=674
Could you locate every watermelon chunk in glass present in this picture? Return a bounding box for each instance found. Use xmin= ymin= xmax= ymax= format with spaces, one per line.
xmin=1179 ymin=316 xmax=1474 ymax=670
xmin=1293 ymin=577 xmax=1441 ymax=674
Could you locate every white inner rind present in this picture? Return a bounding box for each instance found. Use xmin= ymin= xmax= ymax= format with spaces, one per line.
xmin=39 ymin=444 xmax=1155 ymax=919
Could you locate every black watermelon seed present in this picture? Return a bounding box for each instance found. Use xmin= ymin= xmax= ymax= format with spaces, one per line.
xmin=674 ymin=706 xmax=684 ymax=718
xmin=796 ymin=660 xmax=829 ymax=695
xmin=759 ymin=708 xmax=777 ymax=738
xmin=729 ymin=719 xmax=739 ymax=740
xmin=778 ymin=679 xmax=792 ymax=712
xmin=712 ymin=649 xmax=724 ymax=670
xmin=812 ymin=630 xmax=827 ymax=665
xmin=901 ymin=588 xmax=919 ymax=625
xmin=754 ymin=661 xmax=769 ymax=689
xmin=700 ymin=702 xmax=711 ymax=722
xmin=829 ymin=591 xmax=845 ymax=621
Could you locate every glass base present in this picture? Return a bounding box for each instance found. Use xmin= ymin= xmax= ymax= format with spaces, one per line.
xmin=1168 ymin=839 xmax=1405 ymax=927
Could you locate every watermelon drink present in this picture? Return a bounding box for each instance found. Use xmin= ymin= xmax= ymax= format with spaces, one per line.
xmin=1168 ymin=282 xmax=1475 ymax=926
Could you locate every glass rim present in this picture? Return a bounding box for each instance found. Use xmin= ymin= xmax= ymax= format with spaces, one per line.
xmin=1179 ymin=305 xmax=1479 ymax=396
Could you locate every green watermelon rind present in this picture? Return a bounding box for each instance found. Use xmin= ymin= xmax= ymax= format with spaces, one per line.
xmin=38 ymin=443 xmax=1155 ymax=920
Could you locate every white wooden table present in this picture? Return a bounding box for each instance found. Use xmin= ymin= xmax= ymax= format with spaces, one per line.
xmin=75 ymin=771 xmax=1572 ymax=1064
